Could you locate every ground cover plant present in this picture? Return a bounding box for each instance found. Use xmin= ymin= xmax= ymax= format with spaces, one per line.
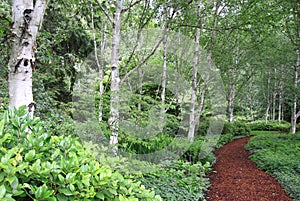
xmin=245 ymin=133 xmax=300 ymax=201
xmin=0 ymin=107 xmax=162 ymax=201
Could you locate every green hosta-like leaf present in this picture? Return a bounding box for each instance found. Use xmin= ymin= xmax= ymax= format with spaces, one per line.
xmin=0 ymin=185 xmax=6 ymax=198
xmin=34 ymin=184 xmax=54 ymax=199
xmin=66 ymin=173 xmax=76 ymax=183
xmin=0 ymin=120 xmax=4 ymax=136
xmin=59 ymin=188 xmax=73 ymax=196
xmin=24 ymin=150 xmax=36 ymax=162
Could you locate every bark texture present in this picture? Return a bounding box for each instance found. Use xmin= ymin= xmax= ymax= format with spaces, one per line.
xmin=8 ymin=0 xmax=47 ymax=117
xmin=109 ymin=0 xmax=123 ymax=149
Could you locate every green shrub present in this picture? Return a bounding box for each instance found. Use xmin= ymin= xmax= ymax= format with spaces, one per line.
xmin=245 ymin=134 xmax=300 ymax=201
xmin=222 ymin=121 xmax=251 ymax=136
xmin=248 ymin=120 xmax=291 ymax=132
xmin=182 ymin=134 xmax=234 ymax=164
xmin=197 ymin=120 xmax=250 ymax=136
xmin=138 ymin=160 xmax=211 ymax=201
xmin=0 ymin=107 xmax=162 ymax=201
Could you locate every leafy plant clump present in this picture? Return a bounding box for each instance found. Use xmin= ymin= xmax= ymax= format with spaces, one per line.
xmin=138 ymin=160 xmax=211 ymax=201
xmin=245 ymin=134 xmax=300 ymax=201
xmin=248 ymin=120 xmax=291 ymax=132
xmin=0 ymin=107 xmax=162 ymax=201
xmin=197 ymin=120 xmax=250 ymax=136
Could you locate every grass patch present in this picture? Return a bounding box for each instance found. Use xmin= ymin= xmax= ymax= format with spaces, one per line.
xmin=245 ymin=133 xmax=300 ymax=201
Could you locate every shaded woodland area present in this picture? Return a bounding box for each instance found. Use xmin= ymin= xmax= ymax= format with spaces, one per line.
xmin=0 ymin=0 xmax=299 ymax=200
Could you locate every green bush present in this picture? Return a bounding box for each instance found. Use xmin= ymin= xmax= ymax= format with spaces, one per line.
xmin=0 ymin=107 xmax=162 ymax=201
xmin=248 ymin=120 xmax=291 ymax=132
xmin=245 ymin=134 xmax=300 ymax=201
xmin=197 ymin=120 xmax=250 ymax=136
xmin=222 ymin=121 xmax=251 ymax=136
xmin=138 ymin=160 xmax=211 ymax=201
xmin=182 ymin=134 xmax=234 ymax=164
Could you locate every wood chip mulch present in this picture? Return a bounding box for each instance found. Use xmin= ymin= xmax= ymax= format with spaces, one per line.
xmin=205 ymin=136 xmax=293 ymax=201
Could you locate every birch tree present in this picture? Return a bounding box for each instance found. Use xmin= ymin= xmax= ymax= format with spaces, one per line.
xmin=109 ymin=0 xmax=123 ymax=148
xmin=187 ymin=0 xmax=202 ymax=141
xmin=8 ymin=0 xmax=47 ymax=117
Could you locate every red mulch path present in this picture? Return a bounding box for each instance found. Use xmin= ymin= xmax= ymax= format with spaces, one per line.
xmin=205 ymin=136 xmax=293 ymax=201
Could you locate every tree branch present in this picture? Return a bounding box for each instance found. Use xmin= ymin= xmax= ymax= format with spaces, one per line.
xmin=96 ymin=1 xmax=113 ymax=25
xmin=121 ymin=35 xmax=164 ymax=84
xmin=122 ymin=0 xmax=143 ymax=13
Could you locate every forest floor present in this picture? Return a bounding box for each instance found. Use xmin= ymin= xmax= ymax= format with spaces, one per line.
xmin=205 ymin=136 xmax=293 ymax=201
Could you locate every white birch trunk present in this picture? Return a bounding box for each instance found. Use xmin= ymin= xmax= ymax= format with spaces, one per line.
xmin=109 ymin=0 xmax=123 ymax=149
xmin=248 ymin=81 xmax=254 ymax=122
xmin=272 ymin=92 xmax=277 ymax=121
xmin=160 ymin=10 xmax=168 ymax=132
xmin=265 ymin=72 xmax=271 ymax=124
xmin=188 ymin=0 xmax=201 ymax=142
xmin=278 ymin=66 xmax=283 ymax=122
xmin=8 ymin=0 xmax=47 ymax=117
xmin=291 ymin=49 xmax=299 ymax=133
xmin=90 ymin=1 xmax=105 ymax=122
xmin=228 ymin=80 xmax=235 ymax=123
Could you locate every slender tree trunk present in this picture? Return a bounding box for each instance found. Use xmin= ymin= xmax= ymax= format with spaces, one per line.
xmin=248 ymin=81 xmax=254 ymax=122
xmin=109 ymin=0 xmax=123 ymax=149
xmin=160 ymin=9 xmax=168 ymax=132
xmin=99 ymin=22 xmax=108 ymax=121
xmin=188 ymin=0 xmax=201 ymax=142
xmin=138 ymin=64 xmax=143 ymax=112
xmin=265 ymin=71 xmax=271 ymax=124
xmin=228 ymin=69 xmax=235 ymax=123
xmin=291 ymin=49 xmax=299 ymax=133
xmin=272 ymin=68 xmax=277 ymax=121
xmin=8 ymin=0 xmax=47 ymax=117
xmin=272 ymin=92 xmax=277 ymax=121
xmin=278 ymin=66 xmax=283 ymax=122
xmin=90 ymin=1 xmax=105 ymax=122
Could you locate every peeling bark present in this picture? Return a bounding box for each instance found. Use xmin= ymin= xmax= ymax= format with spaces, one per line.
xmin=188 ymin=0 xmax=202 ymax=142
xmin=109 ymin=0 xmax=123 ymax=151
xmin=8 ymin=0 xmax=47 ymax=117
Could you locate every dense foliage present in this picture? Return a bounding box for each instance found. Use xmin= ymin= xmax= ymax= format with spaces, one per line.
xmin=248 ymin=120 xmax=291 ymax=132
xmin=0 ymin=107 xmax=162 ymax=201
xmin=245 ymin=133 xmax=300 ymax=201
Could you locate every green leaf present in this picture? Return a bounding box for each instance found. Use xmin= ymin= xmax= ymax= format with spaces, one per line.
xmin=0 ymin=120 xmax=4 ymax=136
xmin=0 ymin=185 xmax=6 ymax=198
xmin=25 ymin=150 xmax=36 ymax=161
xmin=66 ymin=173 xmax=76 ymax=183
xmin=95 ymin=192 xmax=105 ymax=199
xmin=59 ymin=188 xmax=73 ymax=196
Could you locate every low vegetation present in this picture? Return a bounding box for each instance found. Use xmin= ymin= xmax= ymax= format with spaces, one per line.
xmin=245 ymin=133 xmax=300 ymax=201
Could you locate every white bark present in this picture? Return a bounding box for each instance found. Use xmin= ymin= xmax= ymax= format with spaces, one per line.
xmin=248 ymin=81 xmax=254 ymax=122
xmin=265 ymin=71 xmax=271 ymax=124
xmin=109 ymin=0 xmax=123 ymax=149
xmin=8 ymin=0 xmax=47 ymax=117
xmin=228 ymin=46 xmax=238 ymax=123
xmin=272 ymin=92 xmax=277 ymax=121
xmin=228 ymin=78 xmax=235 ymax=123
xmin=291 ymin=49 xmax=299 ymax=133
xmin=278 ymin=66 xmax=283 ymax=122
xmin=160 ymin=7 xmax=168 ymax=132
xmin=90 ymin=1 xmax=105 ymax=122
xmin=188 ymin=0 xmax=201 ymax=142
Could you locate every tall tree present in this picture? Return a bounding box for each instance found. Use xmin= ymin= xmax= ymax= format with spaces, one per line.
xmin=8 ymin=0 xmax=47 ymax=117
xmin=109 ymin=0 xmax=123 ymax=149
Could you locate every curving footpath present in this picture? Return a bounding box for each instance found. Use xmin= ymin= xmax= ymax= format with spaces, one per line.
xmin=205 ymin=136 xmax=293 ymax=201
